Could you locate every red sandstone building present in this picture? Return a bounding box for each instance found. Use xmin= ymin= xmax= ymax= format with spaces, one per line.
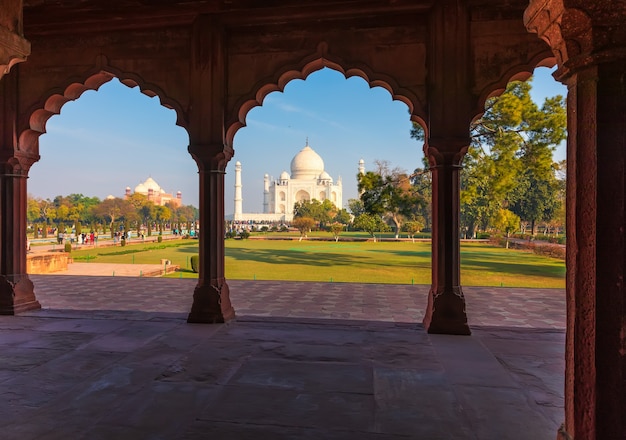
xmin=1 ymin=1 xmax=624 ymax=438
xmin=124 ymin=177 xmax=183 ymax=207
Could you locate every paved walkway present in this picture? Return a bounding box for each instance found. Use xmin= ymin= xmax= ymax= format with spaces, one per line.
xmin=0 ymin=276 xmax=566 ymax=439
xmin=30 ymin=275 xmax=565 ymax=329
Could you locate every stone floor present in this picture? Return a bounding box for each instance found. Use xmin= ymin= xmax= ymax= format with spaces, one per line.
xmin=0 ymin=276 xmax=566 ymax=439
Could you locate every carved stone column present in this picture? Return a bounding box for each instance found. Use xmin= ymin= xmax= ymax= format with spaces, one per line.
xmin=187 ymin=144 xmax=235 ymax=323
xmin=525 ymin=2 xmax=626 ymax=438
xmin=0 ymin=163 xmax=39 ymax=314
xmin=422 ymin=0 xmax=471 ymax=335
xmin=0 ymin=70 xmax=39 ymax=314
xmin=422 ymin=141 xmax=470 ymax=335
xmin=0 ymin=0 xmax=30 ymax=80
xmin=186 ymin=15 xmax=235 ymax=323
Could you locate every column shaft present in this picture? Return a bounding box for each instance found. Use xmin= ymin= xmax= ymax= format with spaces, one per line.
xmin=0 ymin=169 xmax=39 ymax=314
xmin=564 ymin=59 xmax=626 ymax=440
xmin=187 ymin=147 xmax=235 ymax=323
xmin=422 ymin=149 xmax=469 ymax=335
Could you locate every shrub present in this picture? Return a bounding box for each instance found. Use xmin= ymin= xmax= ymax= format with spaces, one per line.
xmin=239 ymin=230 xmax=250 ymax=239
xmin=532 ymin=243 xmax=566 ymax=260
xmin=157 ymin=235 xmax=163 ymax=243
xmin=64 ymin=242 xmax=72 ymax=253
xmin=190 ymin=255 xmax=199 ymax=273
xmin=261 ymin=226 xmax=269 ymax=232
xmin=225 ymin=230 xmax=237 ymax=239
xmin=121 ymin=238 xmax=126 ymax=247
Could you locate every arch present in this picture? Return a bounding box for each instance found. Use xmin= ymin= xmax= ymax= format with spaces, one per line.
xmin=295 ymin=190 xmax=310 ymax=202
xmin=319 ymin=191 xmax=326 ymax=201
xmin=279 ymin=191 xmax=286 ymax=202
xmin=19 ymin=59 xmax=188 ymax=157
xmin=226 ymin=50 xmax=427 ymax=147
xmin=472 ymin=51 xmax=557 ymax=123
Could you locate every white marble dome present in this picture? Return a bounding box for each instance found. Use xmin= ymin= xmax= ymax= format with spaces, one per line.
xmin=290 ymin=145 xmax=324 ymax=180
xmin=319 ymin=171 xmax=332 ymax=182
xmin=280 ymin=170 xmax=290 ymax=180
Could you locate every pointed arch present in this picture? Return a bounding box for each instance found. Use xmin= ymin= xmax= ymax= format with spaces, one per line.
xmin=18 ymin=58 xmax=188 ymax=157
xmin=225 ymin=48 xmax=427 ymax=147
xmin=472 ymin=51 xmax=557 ymax=123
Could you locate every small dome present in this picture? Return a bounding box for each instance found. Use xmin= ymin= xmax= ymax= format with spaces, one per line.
xmin=236 ymin=161 xmax=241 ymax=166
xmin=106 ymin=194 xmax=115 ymax=200
xmin=125 ymin=186 xmax=131 ymax=190
xmin=280 ymin=170 xmax=290 ymax=180
xmin=134 ymin=183 xmax=148 ymax=193
xmin=290 ymin=145 xmax=324 ymax=180
xmin=319 ymin=171 xmax=332 ymax=181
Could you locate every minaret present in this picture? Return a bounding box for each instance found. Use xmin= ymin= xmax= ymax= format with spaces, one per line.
xmin=234 ymin=161 xmax=243 ymax=220
xmin=263 ymin=174 xmax=270 ymax=213
xmin=358 ymin=159 xmax=365 ymax=196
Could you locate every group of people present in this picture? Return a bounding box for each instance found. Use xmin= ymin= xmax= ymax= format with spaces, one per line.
xmin=57 ymin=231 xmax=98 ymax=245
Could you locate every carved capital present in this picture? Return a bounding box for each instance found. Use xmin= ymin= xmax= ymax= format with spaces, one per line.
xmin=188 ymin=143 xmax=234 ymax=172
xmin=423 ymin=137 xmax=469 ymax=168
xmin=0 ymin=151 xmax=38 ymax=176
xmin=0 ymin=25 xmax=30 ymax=80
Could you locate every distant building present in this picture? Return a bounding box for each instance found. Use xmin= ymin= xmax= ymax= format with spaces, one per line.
xmin=229 ymin=141 xmax=345 ymax=222
xmin=125 ymin=177 xmax=182 ymax=207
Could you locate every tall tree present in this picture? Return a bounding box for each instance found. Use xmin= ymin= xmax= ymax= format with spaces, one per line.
xmin=412 ymin=79 xmax=566 ymax=237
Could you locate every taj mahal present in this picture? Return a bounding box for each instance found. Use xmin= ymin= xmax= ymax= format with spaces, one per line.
xmin=231 ymin=142 xmax=358 ymax=222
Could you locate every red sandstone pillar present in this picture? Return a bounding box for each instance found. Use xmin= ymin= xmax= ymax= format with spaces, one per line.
xmin=560 ymin=59 xmax=626 ymax=440
xmin=185 ymin=16 xmax=234 ymax=323
xmin=0 ymin=165 xmax=39 ymax=314
xmin=187 ymin=145 xmax=235 ymax=323
xmin=525 ymin=2 xmax=626 ymax=438
xmin=422 ymin=0 xmax=471 ymax=335
xmin=422 ymin=142 xmax=470 ymax=335
xmin=0 ymin=69 xmax=40 ymax=314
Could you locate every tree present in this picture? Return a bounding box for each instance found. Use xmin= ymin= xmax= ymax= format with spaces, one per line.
xmin=154 ymin=205 xmax=171 ymax=234
xmin=328 ymin=222 xmax=344 ymax=242
xmin=92 ymin=198 xmax=133 ymax=237
xmin=352 ymin=213 xmax=389 ymax=241
xmin=292 ymin=217 xmax=315 ymax=241
xmin=493 ymin=209 xmax=520 ymax=249
xmin=472 ymin=80 xmax=566 ymax=235
xmin=347 ymin=198 xmax=366 ymax=217
xmin=27 ymin=196 xmax=40 ymax=223
xmin=358 ymin=161 xmax=424 ymax=238
xmin=333 ymin=208 xmax=352 ymax=225
xmin=409 ymin=164 xmax=432 ymax=231
xmin=293 ymin=199 xmax=336 ymax=227
xmin=403 ymin=220 xmax=424 ymax=242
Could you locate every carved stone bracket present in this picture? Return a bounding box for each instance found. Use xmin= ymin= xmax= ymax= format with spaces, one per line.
xmin=525 ymin=0 xmax=626 ymax=81
xmin=0 ymin=25 xmax=30 ymax=80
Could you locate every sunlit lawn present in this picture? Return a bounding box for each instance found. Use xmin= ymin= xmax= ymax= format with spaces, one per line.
xmin=69 ymin=238 xmax=565 ymax=288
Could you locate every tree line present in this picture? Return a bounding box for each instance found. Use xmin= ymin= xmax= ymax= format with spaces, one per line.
xmin=27 ymin=193 xmax=199 ymax=238
xmin=292 ymin=78 xmax=567 ymax=242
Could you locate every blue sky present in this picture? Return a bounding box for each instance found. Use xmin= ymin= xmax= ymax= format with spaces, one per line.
xmin=29 ymin=67 xmax=566 ymax=214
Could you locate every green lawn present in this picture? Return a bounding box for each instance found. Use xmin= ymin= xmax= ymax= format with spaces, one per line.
xmin=68 ymin=238 xmax=565 ymax=288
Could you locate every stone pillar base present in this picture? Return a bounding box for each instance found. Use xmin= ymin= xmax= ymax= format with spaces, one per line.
xmin=423 ymin=286 xmax=470 ymax=335
xmin=0 ymin=275 xmax=41 ymax=315
xmin=187 ymin=278 xmax=235 ymax=323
